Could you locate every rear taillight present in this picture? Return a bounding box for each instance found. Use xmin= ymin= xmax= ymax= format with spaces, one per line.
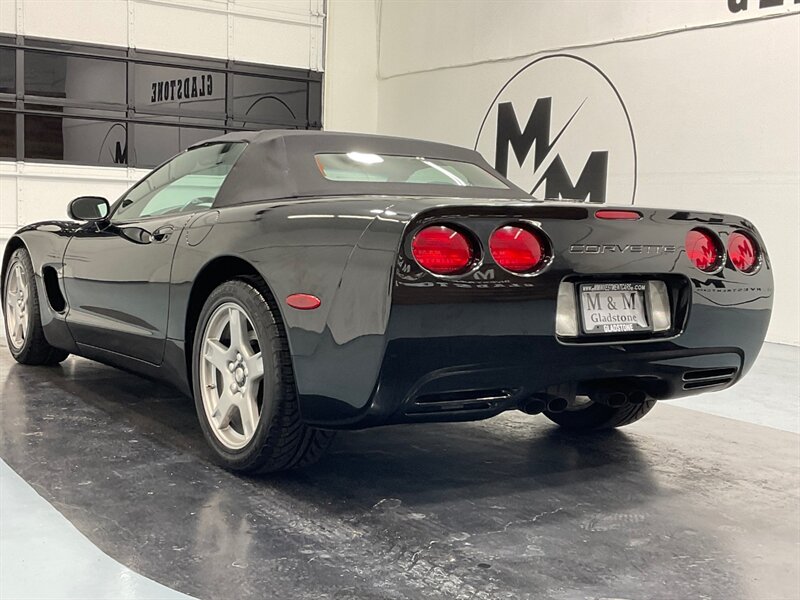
xmin=489 ymin=225 xmax=548 ymax=274
xmin=411 ymin=225 xmax=474 ymax=275
xmin=727 ymin=231 xmax=759 ymax=273
xmin=685 ymin=229 xmax=723 ymax=272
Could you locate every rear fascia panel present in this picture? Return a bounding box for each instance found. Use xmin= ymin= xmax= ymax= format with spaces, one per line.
xmin=294 ymin=201 xmax=773 ymax=427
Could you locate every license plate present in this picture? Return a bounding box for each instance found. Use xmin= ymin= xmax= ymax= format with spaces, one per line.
xmin=579 ymin=282 xmax=651 ymax=335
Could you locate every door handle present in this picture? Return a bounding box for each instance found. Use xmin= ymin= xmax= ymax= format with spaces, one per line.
xmin=149 ymin=225 xmax=175 ymax=243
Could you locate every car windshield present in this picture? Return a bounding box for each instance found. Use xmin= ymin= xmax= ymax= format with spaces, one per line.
xmin=315 ymin=153 xmax=509 ymax=189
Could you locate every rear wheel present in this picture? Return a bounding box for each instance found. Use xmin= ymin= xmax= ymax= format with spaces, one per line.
xmin=3 ymin=248 xmax=69 ymax=366
xmin=544 ymin=396 xmax=656 ymax=430
xmin=191 ymin=279 xmax=335 ymax=473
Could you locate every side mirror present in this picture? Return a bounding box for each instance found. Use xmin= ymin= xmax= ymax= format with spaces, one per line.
xmin=68 ymin=196 xmax=110 ymax=221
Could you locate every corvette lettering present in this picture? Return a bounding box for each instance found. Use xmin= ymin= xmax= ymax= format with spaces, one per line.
xmin=570 ymin=244 xmax=677 ymax=254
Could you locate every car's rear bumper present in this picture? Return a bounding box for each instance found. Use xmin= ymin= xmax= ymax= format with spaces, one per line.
xmin=361 ymin=339 xmax=745 ymax=426
xmin=298 ymin=283 xmax=771 ymax=428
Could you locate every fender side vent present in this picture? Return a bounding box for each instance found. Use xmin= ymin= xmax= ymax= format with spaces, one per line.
xmin=42 ymin=266 xmax=66 ymax=313
xmin=682 ymin=367 xmax=737 ymax=390
xmin=407 ymin=388 xmax=513 ymax=415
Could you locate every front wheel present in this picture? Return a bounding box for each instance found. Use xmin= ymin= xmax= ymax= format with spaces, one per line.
xmin=3 ymin=248 xmax=69 ymax=365
xmin=191 ymin=279 xmax=335 ymax=473
xmin=544 ymin=397 xmax=656 ymax=431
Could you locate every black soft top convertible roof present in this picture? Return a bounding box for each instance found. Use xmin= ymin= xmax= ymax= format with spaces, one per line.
xmin=190 ymin=130 xmax=530 ymax=206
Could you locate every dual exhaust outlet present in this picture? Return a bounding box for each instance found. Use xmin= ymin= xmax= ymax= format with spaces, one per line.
xmin=520 ymin=389 xmax=648 ymax=415
xmin=520 ymin=396 xmax=568 ymax=415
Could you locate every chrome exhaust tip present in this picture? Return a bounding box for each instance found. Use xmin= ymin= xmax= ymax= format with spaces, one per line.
xmin=520 ymin=398 xmax=547 ymax=415
xmin=546 ymin=397 xmax=569 ymax=413
xmin=628 ymin=390 xmax=648 ymax=404
xmin=606 ymin=392 xmax=628 ymax=408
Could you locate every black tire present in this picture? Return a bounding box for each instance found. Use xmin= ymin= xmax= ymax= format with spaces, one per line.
xmin=544 ymin=399 xmax=656 ymax=431
xmin=191 ymin=278 xmax=335 ymax=473
xmin=3 ymin=248 xmax=70 ymax=366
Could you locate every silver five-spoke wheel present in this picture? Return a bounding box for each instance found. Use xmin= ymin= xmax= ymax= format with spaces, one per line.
xmin=192 ymin=279 xmax=334 ymax=472
xmin=199 ymin=302 xmax=265 ymax=450
xmin=4 ymin=262 xmax=30 ymax=350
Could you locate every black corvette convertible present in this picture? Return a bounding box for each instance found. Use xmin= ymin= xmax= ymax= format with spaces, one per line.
xmin=2 ymin=130 xmax=773 ymax=472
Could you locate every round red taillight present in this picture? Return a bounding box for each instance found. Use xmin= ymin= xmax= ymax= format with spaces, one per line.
xmin=728 ymin=231 xmax=759 ymax=273
xmin=685 ymin=229 xmax=722 ymax=272
xmin=411 ymin=225 xmax=474 ymax=275
xmin=489 ymin=225 xmax=547 ymax=273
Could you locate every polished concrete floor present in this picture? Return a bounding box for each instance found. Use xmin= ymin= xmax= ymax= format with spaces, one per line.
xmin=0 ymin=343 xmax=798 ymax=600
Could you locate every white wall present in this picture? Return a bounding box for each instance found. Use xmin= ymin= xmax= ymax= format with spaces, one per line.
xmin=0 ymin=162 xmax=149 ymax=243
xmin=0 ymin=0 xmax=325 ymax=69
xmin=323 ymin=0 xmax=378 ymax=133
xmin=376 ymin=0 xmax=798 ymax=80
xmin=326 ymin=0 xmax=800 ymax=345
xmin=0 ymin=0 xmax=325 ymax=246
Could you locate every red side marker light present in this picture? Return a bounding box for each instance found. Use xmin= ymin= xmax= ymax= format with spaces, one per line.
xmin=595 ymin=210 xmax=642 ymax=220
xmin=286 ymin=293 xmax=321 ymax=310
